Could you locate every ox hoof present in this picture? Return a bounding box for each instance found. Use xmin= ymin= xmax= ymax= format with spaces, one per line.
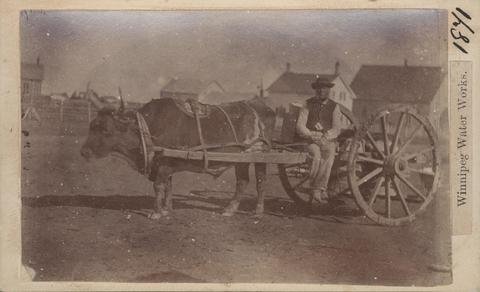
xmin=254 ymin=205 xmax=264 ymax=218
xmin=149 ymin=213 xmax=163 ymax=220
xmin=253 ymin=213 xmax=264 ymax=219
xmin=222 ymin=201 xmax=240 ymax=217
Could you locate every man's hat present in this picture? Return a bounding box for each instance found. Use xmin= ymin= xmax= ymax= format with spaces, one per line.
xmin=311 ymin=77 xmax=334 ymax=89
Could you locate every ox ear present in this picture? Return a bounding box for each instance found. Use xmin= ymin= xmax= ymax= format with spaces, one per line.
xmin=118 ymin=87 xmax=125 ymax=114
xmin=86 ymin=82 xmax=104 ymax=109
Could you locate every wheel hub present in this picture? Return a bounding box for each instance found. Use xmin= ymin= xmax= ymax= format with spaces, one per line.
xmin=383 ymin=155 xmax=406 ymax=177
xmin=383 ymin=155 xmax=395 ymax=177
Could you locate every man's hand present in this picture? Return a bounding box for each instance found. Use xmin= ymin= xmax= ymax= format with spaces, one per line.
xmin=324 ymin=129 xmax=340 ymax=140
xmin=311 ymin=129 xmax=339 ymax=143
xmin=311 ymin=131 xmax=326 ymax=143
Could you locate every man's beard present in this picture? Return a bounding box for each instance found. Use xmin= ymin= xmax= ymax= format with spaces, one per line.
xmin=315 ymin=92 xmax=329 ymax=99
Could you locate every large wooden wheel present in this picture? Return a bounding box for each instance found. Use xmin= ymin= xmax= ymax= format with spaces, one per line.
xmin=278 ymin=150 xmax=315 ymax=207
xmin=278 ymin=105 xmax=358 ymax=207
xmin=347 ymin=106 xmax=440 ymax=226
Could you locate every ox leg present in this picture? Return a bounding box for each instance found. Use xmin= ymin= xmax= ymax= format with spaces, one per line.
xmin=222 ymin=163 xmax=249 ymax=216
xmin=164 ymin=175 xmax=173 ymax=212
xmin=151 ymin=172 xmax=172 ymax=220
xmin=254 ymin=163 xmax=267 ymax=217
xmin=151 ymin=180 xmax=166 ymax=220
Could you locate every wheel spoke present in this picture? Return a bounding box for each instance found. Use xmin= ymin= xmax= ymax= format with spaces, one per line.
xmin=391 ymin=112 xmax=406 ymax=153
xmin=404 ymin=147 xmax=434 ymax=161
xmin=366 ymin=131 xmax=386 ymax=159
xmin=357 ymin=167 xmax=383 ymax=186
xmin=357 ymin=154 xmax=384 ymax=165
xmin=381 ymin=114 xmax=390 ymax=155
xmin=392 ymin=176 xmax=412 ymax=216
xmin=395 ymin=123 xmax=424 ymax=156
xmin=292 ymin=176 xmax=309 ymax=190
xmin=384 ymin=177 xmax=391 ymax=218
xmin=407 ymin=167 xmax=435 ymax=177
xmin=396 ymin=173 xmax=427 ymax=201
xmin=369 ymin=176 xmax=385 ymax=207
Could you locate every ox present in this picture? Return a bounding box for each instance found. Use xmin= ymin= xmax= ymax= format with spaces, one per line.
xmin=80 ymin=90 xmax=275 ymax=220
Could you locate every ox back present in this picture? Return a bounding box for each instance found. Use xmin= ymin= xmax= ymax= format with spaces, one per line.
xmin=138 ymin=97 xmax=275 ymax=151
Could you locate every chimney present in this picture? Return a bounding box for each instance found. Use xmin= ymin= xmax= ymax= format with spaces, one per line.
xmin=286 ymin=62 xmax=291 ymax=72
xmin=404 ymin=59 xmax=408 ymax=67
xmin=260 ymin=80 xmax=264 ymax=98
xmin=334 ymin=61 xmax=340 ymax=75
xmin=257 ymin=80 xmax=264 ymax=98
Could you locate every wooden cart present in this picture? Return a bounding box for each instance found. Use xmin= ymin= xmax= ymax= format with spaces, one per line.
xmin=144 ymin=105 xmax=440 ymax=226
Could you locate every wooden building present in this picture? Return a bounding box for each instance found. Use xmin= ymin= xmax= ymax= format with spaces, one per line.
xmin=21 ymin=59 xmax=44 ymax=102
xmin=160 ymin=78 xmax=225 ymax=103
xmin=350 ymin=61 xmax=447 ymax=130
xmin=200 ymin=91 xmax=255 ymax=105
xmin=265 ymin=62 xmax=357 ymax=111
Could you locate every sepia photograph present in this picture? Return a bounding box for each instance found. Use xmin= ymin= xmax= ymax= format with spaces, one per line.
xmin=18 ymin=9 xmax=452 ymax=286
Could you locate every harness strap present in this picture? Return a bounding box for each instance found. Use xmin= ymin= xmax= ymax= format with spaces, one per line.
xmin=213 ymin=104 xmax=239 ymax=144
xmin=136 ymin=112 xmax=154 ymax=176
xmin=240 ymin=101 xmax=271 ymax=149
xmin=188 ymin=100 xmax=210 ymax=172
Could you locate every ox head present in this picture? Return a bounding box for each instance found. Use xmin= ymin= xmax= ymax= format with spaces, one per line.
xmin=80 ymin=85 xmax=136 ymax=161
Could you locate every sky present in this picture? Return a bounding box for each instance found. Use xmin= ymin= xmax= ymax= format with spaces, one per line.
xmin=21 ymin=10 xmax=447 ymax=102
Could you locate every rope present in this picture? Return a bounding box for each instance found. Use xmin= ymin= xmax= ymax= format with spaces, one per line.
xmin=213 ymin=104 xmax=239 ymax=144
xmin=136 ymin=112 xmax=154 ymax=176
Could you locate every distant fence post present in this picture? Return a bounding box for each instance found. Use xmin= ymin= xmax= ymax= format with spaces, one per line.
xmin=60 ymin=100 xmax=64 ymax=122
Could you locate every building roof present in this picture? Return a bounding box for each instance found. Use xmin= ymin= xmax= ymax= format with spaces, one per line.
xmin=100 ymin=96 xmax=120 ymax=104
xmin=21 ymin=63 xmax=44 ymax=81
xmin=161 ymin=78 xmax=224 ymax=95
xmin=202 ymin=91 xmax=255 ymax=104
xmin=350 ymin=64 xmax=445 ymax=104
xmin=267 ymin=72 xmax=337 ymax=95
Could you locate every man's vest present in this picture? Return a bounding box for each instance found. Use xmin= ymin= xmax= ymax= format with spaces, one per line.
xmin=305 ymin=97 xmax=337 ymax=132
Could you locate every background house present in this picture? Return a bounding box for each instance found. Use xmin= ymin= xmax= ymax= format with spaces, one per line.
xmin=21 ymin=58 xmax=44 ymax=102
xmin=265 ymin=62 xmax=356 ymax=112
xmin=350 ymin=61 xmax=447 ymax=130
xmin=201 ymin=91 xmax=256 ymax=105
xmin=160 ymin=78 xmax=225 ymax=103
xmin=49 ymin=93 xmax=69 ymax=102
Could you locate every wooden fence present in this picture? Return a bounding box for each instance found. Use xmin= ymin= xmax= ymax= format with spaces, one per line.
xmin=22 ymin=98 xmax=143 ymax=137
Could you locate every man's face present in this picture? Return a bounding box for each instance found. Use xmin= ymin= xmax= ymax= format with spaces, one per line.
xmin=315 ymin=86 xmax=330 ymax=99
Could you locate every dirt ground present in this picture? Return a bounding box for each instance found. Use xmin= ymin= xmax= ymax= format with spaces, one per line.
xmin=21 ymin=122 xmax=452 ymax=286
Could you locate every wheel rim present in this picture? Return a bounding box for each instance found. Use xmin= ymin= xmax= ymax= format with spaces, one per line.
xmin=278 ymin=161 xmax=315 ymax=207
xmin=348 ymin=107 xmax=440 ymax=226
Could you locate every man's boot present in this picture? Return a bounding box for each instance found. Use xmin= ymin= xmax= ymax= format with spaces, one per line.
xmin=312 ymin=189 xmax=328 ymax=204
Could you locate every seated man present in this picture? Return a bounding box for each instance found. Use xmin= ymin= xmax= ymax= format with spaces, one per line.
xmin=296 ymin=77 xmax=342 ymax=204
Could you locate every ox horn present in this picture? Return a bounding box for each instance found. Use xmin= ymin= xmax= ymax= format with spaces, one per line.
xmin=86 ymin=81 xmax=104 ymax=109
xmin=118 ymin=87 xmax=125 ymax=113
